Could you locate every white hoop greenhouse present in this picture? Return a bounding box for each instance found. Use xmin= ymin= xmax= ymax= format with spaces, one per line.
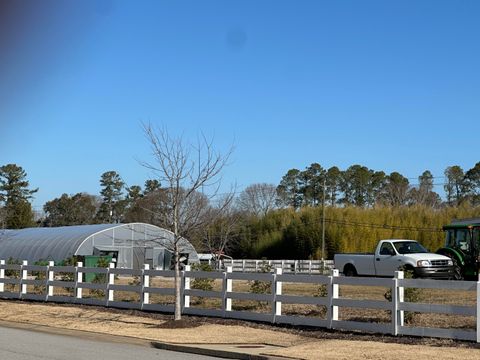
xmin=0 ymin=223 xmax=199 ymax=269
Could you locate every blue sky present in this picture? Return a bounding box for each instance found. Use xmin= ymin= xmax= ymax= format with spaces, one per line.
xmin=1 ymin=0 xmax=479 ymax=210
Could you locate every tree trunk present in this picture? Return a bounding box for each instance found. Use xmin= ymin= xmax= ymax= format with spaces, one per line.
xmin=174 ymin=248 xmax=182 ymax=320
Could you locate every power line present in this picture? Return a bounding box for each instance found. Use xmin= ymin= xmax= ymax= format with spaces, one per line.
xmin=323 ymin=218 xmax=444 ymax=233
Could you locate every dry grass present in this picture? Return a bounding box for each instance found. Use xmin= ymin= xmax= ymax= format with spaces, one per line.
xmin=0 ymin=299 xmax=479 ymax=360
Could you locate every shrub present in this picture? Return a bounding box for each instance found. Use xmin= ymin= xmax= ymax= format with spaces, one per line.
xmin=190 ymin=263 xmax=215 ymax=305
xmin=248 ymin=260 xmax=273 ymax=309
xmin=83 ymin=256 xmax=110 ymax=298
xmin=33 ymin=260 xmax=49 ymax=293
xmin=313 ymin=284 xmax=328 ymax=317
xmin=5 ymin=257 xmax=21 ymax=292
xmin=384 ymin=266 xmax=421 ymax=323
xmin=191 ymin=263 xmax=215 ymax=292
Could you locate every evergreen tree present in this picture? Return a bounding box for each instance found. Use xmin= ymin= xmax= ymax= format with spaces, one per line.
xmin=340 ymin=165 xmax=373 ymax=207
xmin=96 ymin=171 xmax=125 ymax=223
xmin=144 ymin=179 xmax=161 ymax=194
xmin=43 ymin=193 xmax=98 ymax=226
xmin=368 ymin=171 xmax=386 ymax=207
xmin=0 ymin=164 xmax=38 ymax=229
xmin=299 ymin=163 xmax=325 ymax=207
xmin=444 ymin=166 xmax=467 ymax=206
xmin=465 ymin=162 xmax=480 ymax=205
xmin=276 ymin=169 xmax=302 ymax=209
xmin=325 ymin=166 xmax=341 ymax=206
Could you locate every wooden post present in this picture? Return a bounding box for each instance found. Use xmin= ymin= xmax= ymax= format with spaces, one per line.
xmin=21 ymin=260 xmax=28 ymax=295
xmin=47 ymin=261 xmax=54 ymax=297
xmin=0 ymin=260 xmax=4 ymax=293
xmin=142 ymin=264 xmax=150 ymax=307
xmin=76 ymin=262 xmax=83 ymax=299
xmin=184 ymin=265 xmax=190 ymax=309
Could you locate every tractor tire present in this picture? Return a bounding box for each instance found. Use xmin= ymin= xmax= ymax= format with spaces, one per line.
xmin=451 ymin=257 xmax=464 ymax=280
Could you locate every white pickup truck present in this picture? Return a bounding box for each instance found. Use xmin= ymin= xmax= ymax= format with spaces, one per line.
xmin=334 ymin=239 xmax=454 ymax=278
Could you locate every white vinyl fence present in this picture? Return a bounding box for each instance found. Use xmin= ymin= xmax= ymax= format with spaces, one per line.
xmin=219 ymin=259 xmax=334 ymax=274
xmin=0 ymin=259 xmax=478 ymax=342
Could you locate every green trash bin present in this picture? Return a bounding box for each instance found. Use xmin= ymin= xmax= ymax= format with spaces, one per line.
xmin=84 ymin=255 xmax=112 ymax=282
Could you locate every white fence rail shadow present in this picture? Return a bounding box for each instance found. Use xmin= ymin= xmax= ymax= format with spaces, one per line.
xmin=0 ymin=259 xmax=478 ymax=343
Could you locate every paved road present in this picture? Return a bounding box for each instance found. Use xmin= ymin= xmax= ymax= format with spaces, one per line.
xmin=0 ymin=326 xmax=222 ymax=360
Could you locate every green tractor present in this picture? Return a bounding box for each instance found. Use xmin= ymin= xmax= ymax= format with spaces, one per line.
xmin=437 ymin=218 xmax=480 ymax=280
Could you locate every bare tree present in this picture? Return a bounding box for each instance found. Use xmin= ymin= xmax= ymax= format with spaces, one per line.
xmin=141 ymin=123 xmax=233 ymax=320
xmin=202 ymin=194 xmax=239 ymax=269
xmin=237 ymin=183 xmax=277 ymax=216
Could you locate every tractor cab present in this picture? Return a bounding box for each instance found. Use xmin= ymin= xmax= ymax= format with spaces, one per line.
xmin=438 ymin=218 xmax=480 ymax=280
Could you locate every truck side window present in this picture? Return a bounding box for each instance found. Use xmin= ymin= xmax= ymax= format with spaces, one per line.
xmin=380 ymin=243 xmax=394 ymax=256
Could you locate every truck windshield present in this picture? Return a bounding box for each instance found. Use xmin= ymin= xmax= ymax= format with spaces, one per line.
xmin=393 ymin=241 xmax=428 ymax=254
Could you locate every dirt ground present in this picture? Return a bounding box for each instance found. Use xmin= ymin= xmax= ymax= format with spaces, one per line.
xmin=0 ymin=300 xmax=479 ymax=360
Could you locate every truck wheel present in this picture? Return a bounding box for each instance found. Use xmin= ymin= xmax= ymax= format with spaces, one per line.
xmin=451 ymin=258 xmax=464 ymax=280
xmin=401 ymin=265 xmax=416 ymax=278
xmin=344 ymin=264 xmax=357 ymax=277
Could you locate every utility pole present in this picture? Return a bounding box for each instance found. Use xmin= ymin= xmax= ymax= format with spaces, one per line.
xmin=321 ymin=176 xmax=326 ymax=272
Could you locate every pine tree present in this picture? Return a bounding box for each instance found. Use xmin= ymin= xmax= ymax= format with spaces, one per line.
xmin=0 ymin=164 xmax=38 ymax=229
xmin=96 ymin=171 xmax=125 ymax=223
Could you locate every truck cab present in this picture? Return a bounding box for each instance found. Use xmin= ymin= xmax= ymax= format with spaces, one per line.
xmin=335 ymin=239 xmax=454 ymax=278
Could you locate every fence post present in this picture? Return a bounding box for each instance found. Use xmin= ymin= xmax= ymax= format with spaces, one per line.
xmin=142 ymin=264 xmax=150 ymax=308
xmin=76 ymin=262 xmax=83 ymax=299
xmin=21 ymin=260 xmax=28 ymax=296
xmin=294 ymin=260 xmax=298 ymax=275
xmin=0 ymin=260 xmax=4 ymax=293
xmin=184 ymin=265 xmax=191 ymax=309
xmin=242 ymin=259 xmax=246 ymax=272
xmin=223 ymin=266 xmax=232 ymax=315
xmin=107 ymin=263 xmax=115 ymax=304
xmin=328 ymin=269 xmax=339 ymax=328
xmin=255 ymin=260 xmax=259 ymax=272
xmin=273 ymin=268 xmax=282 ymax=322
xmin=47 ymin=261 xmax=54 ymax=298
xmin=392 ymin=271 xmax=400 ymax=335
xmin=477 ymin=273 xmax=480 ymax=343
xmin=395 ymin=271 xmax=404 ymax=329
xmin=309 ymin=260 xmax=312 ymax=275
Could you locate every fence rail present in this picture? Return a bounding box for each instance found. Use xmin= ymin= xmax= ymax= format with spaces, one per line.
xmin=218 ymin=259 xmax=334 ymax=274
xmin=0 ymin=259 xmax=478 ymax=342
